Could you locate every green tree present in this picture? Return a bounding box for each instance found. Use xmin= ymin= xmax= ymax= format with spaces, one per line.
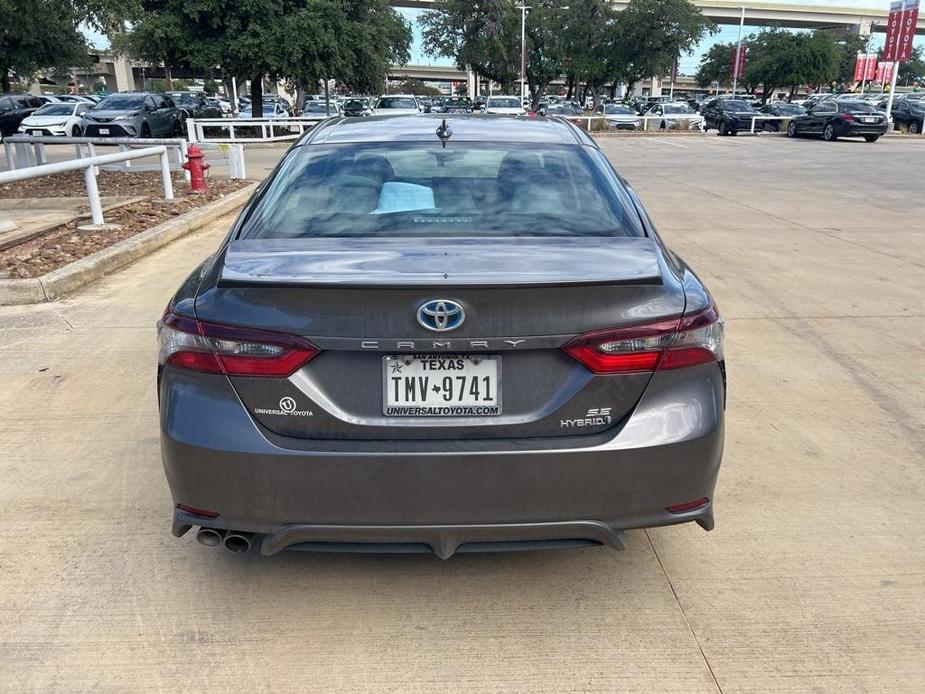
xmin=897 ymin=45 xmax=925 ymax=86
xmin=420 ymin=0 xmax=520 ymax=93
xmin=744 ymin=30 xmax=839 ymax=102
xmin=609 ymin=0 xmax=715 ymax=101
xmin=825 ymin=30 xmax=869 ymax=85
xmin=524 ymin=1 xmax=570 ymax=107
xmin=396 ymin=78 xmax=441 ymax=96
xmin=1 ymin=0 xmax=134 ymax=92
xmin=116 ymin=0 xmax=409 ymax=117
xmin=695 ymin=42 xmax=736 ymax=89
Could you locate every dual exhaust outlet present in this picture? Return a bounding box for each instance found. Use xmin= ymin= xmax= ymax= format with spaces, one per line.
xmin=196 ymin=527 xmax=253 ymax=553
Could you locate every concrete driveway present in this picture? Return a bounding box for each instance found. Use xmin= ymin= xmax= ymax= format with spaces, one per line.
xmin=1 ymin=135 xmax=923 ymax=692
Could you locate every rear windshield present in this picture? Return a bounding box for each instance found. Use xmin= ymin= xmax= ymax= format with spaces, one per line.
xmin=663 ymin=104 xmax=694 ymax=114
xmin=377 ymin=97 xmax=417 ymax=109
xmin=488 ymin=98 xmax=521 ymax=108
xmin=841 ymin=101 xmax=876 ymax=112
xmin=604 ymin=105 xmax=634 ymax=114
xmin=773 ymin=103 xmax=804 ymax=115
xmin=240 ymin=143 xmax=644 ymax=240
xmin=724 ymin=100 xmax=754 ymax=111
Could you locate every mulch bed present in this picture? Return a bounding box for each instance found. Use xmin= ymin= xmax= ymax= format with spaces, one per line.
xmin=0 ymin=171 xmax=248 ymax=279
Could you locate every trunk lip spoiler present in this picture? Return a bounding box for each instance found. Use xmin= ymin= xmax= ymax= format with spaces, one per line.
xmin=219 ymin=236 xmax=664 ymax=288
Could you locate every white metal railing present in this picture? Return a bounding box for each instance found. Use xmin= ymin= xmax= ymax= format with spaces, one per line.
xmin=2 ymin=135 xmax=247 ymax=180
xmin=3 ymin=135 xmax=189 ymax=180
xmin=561 ymin=114 xmax=706 ymax=132
xmin=187 ymin=117 xmax=321 ymax=143
xmin=0 ymin=146 xmax=173 ymax=226
xmin=564 ymin=114 xmax=792 ymax=134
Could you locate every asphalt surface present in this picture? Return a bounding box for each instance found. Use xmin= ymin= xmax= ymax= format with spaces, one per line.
xmin=1 ymin=134 xmax=924 ymax=692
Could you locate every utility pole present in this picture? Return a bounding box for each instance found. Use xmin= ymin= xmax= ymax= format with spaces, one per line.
xmin=731 ymin=7 xmax=745 ymax=96
xmin=518 ymin=4 xmax=531 ymax=100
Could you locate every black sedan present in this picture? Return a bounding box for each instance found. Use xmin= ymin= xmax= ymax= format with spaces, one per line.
xmin=700 ymin=98 xmax=759 ymax=135
xmin=890 ymin=98 xmax=925 ymax=134
xmin=786 ymin=100 xmax=886 ymax=142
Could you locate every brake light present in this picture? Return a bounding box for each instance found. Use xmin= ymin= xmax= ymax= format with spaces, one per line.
xmin=157 ymin=311 xmax=318 ymax=377
xmin=840 ymin=112 xmax=855 ymax=121
xmin=563 ymin=303 xmax=724 ymax=375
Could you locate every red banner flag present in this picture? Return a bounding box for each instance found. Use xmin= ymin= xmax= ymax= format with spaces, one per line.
xmin=853 ymin=54 xmax=878 ymax=81
xmin=897 ymin=0 xmax=920 ymax=62
xmin=731 ymin=43 xmax=747 ymax=80
xmin=884 ymin=0 xmax=920 ymax=62
xmin=877 ymin=61 xmax=896 ymax=83
xmin=853 ymin=53 xmax=864 ymax=81
xmin=884 ymin=1 xmax=904 ymax=61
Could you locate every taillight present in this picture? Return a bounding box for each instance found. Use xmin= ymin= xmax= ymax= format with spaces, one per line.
xmin=157 ymin=311 xmax=318 ymax=377
xmin=840 ymin=112 xmax=855 ymax=121
xmin=563 ymin=303 xmax=724 ymax=375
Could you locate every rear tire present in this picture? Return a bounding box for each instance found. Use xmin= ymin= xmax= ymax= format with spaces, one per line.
xmin=864 ymin=135 xmax=880 ymax=143
xmin=140 ymin=123 xmax=151 ymax=138
xmin=717 ymin=119 xmax=728 ymax=136
xmin=787 ymin=121 xmax=798 ymax=138
xmin=172 ymin=119 xmax=184 ymax=137
xmin=71 ymin=124 xmax=82 ymax=137
xmin=910 ymin=120 xmax=922 ymax=135
xmin=822 ymin=123 xmax=837 ymax=141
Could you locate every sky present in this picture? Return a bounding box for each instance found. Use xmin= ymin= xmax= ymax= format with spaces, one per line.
xmin=83 ymin=1 xmax=921 ymax=77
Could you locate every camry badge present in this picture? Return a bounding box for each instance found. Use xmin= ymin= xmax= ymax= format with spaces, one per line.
xmin=417 ymin=300 xmax=465 ymax=332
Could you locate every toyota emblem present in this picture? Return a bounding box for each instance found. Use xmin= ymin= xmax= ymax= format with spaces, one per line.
xmin=417 ymin=299 xmax=465 ymax=332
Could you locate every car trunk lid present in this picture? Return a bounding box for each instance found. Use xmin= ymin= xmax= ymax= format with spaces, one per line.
xmin=196 ymin=237 xmax=684 ymax=440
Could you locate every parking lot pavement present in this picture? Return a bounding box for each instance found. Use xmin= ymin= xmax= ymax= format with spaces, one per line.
xmin=1 ymin=136 xmax=923 ymax=692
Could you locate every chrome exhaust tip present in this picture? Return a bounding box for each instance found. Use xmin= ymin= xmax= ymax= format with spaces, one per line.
xmin=223 ymin=531 xmax=253 ymax=553
xmin=196 ymin=527 xmax=226 ymax=548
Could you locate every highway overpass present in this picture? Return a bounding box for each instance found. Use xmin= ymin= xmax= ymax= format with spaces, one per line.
xmin=391 ymin=0 xmax=925 ymax=34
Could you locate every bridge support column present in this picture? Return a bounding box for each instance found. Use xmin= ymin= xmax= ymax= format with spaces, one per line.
xmin=854 ymin=16 xmax=873 ymax=36
xmin=467 ymin=66 xmax=476 ymax=98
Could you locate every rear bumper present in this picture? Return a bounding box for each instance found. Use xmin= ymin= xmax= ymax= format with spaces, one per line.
xmin=160 ymin=362 xmax=725 ymax=555
xmin=838 ymin=122 xmax=888 ymax=136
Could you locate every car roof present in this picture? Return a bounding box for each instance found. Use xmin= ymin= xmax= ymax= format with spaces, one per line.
xmin=306 ymin=114 xmax=583 ymax=145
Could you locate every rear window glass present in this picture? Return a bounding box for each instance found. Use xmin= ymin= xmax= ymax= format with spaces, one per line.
xmin=724 ymin=100 xmax=754 ymax=111
xmin=377 ymin=97 xmax=417 ymax=109
xmin=841 ymin=101 xmax=876 ymax=112
xmin=488 ymin=98 xmax=522 ymax=108
xmin=240 ymin=143 xmax=644 ymax=240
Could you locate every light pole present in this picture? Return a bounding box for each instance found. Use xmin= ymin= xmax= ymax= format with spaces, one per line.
xmin=731 ymin=7 xmax=746 ymax=96
xmin=517 ymin=3 xmax=568 ymax=101
xmin=517 ymin=4 xmax=531 ymax=100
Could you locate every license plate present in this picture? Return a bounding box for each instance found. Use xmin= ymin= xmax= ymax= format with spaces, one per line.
xmin=383 ymin=354 xmax=501 ymax=416
xmin=31 ymin=130 xmax=42 ymax=136
xmin=860 ymin=117 xmax=875 ymax=123
xmin=98 ymin=128 xmax=109 ymax=134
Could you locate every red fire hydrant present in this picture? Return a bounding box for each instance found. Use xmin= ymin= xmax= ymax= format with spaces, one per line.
xmin=182 ymin=145 xmax=210 ymax=193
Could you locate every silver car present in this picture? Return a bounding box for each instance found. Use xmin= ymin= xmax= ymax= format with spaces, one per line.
xmin=81 ymin=92 xmax=182 ymax=138
xmin=158 ymin=115 xmax=726 ymax=558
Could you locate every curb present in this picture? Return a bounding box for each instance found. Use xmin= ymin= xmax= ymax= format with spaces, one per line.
xmin=0 ymin=183 xmax=256 ymax=306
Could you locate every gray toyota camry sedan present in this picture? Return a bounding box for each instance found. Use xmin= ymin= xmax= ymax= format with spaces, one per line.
xmin=157 ymin=115 xmax=725 ymax=557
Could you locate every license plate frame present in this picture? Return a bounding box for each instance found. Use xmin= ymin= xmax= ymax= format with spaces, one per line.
xmin=98 ymin=128 xmax=109 ymax=135
xmin=31 ymin=130 xmax=42 ymax=136
xmin=382 ymin=354 xmax=502 ymax=417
